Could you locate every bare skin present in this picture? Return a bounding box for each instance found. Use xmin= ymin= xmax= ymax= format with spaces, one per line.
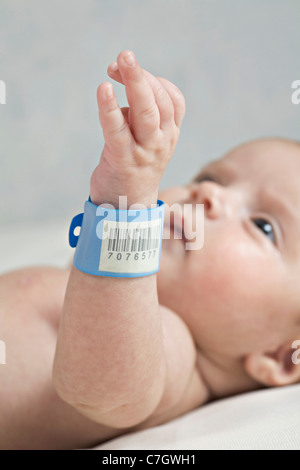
xmin=0 ymin=267 xmax=126 ymax=449
xmin=1 ymin=51 xmax=300 ymax=449
xmin=0 ymin=267 xmax=207 ymax=449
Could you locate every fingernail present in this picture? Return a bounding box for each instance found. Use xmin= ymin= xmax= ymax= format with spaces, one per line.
xmin=109 ymin=61 xmax=118 ymax=72
xmin=124 ymin=51 xmax=136 ymax=67
xmin=105 ymin=84 xmax=113 ymax=98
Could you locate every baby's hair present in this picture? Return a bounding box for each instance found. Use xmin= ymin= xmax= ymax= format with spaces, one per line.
xmin=218 ymin=137 xmax=300 ymax=162
xmin=279 ymin=137 xmax=300 ymax=146
xmin=245 ymin=136 xmax=300 ymax=146
xmin=256 ymin=136 xmax=300 ymax=146
xmin=272 ymin=137 xmax=300 ymax=148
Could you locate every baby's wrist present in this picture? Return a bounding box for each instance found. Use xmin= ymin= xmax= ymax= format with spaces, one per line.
xmin=89 ymin=191 xmax=159 ymax=209
xmin=90 ymin=157 xmax=161 ymax=209
xmin=90 ymin=173 xmax=159 ymax=208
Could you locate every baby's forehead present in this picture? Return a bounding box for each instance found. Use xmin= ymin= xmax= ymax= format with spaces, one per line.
xmin=215 ymin=139 xmax=300 ymax=177
xmin=196 ymin=139 xmax=300 ymax=209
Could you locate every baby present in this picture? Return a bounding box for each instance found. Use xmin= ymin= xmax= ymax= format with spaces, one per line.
xmin=1 ymin=50 xmax=300 ymax=450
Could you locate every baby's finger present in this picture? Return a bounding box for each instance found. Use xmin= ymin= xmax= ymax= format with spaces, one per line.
xmin=116 ymin=51 xmax=160 ymax=143
xmin=97 ymin=82 xmax=134 ymax=151
xmin=141 ymin=70 xmax=175 ymax=130
xmin=108 ymin=64 xmax=174 ymax=130
xmin=155 ymin=77 xmax=186 ymax=128
xmin=107 ymin=61 xmax=121 ymax=81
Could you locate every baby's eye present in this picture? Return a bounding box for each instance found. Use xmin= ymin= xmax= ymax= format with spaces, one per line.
xmin=194 ymin=174 xmax=218 ymax=184
xmin=252 ymin=218 xmax=275 ymax=244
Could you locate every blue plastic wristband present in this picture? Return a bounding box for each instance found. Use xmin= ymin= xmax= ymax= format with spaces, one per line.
xmin=69 ymin=198 xmax=165 ymax=277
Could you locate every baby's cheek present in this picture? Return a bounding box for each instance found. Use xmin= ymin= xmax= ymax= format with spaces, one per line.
xmin=220 ymin=241 xmax=270 ymax=293
xmin=195 ymin=235 xmax=244 ymax=279
xmin=188 ymin=236 xmax=275 ymax=327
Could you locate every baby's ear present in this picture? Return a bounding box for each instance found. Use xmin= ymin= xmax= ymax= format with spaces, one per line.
xmin=244 ymin=340 xmax=300 ymax=387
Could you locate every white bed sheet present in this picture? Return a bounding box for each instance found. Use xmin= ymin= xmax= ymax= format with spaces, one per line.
xmin=1 ymin=220 xmax=299 ymax=450
xmin=96 ymin=384 xmax=300 ymax=450
xmin=0 ymin=218 xmax=72 ymax=274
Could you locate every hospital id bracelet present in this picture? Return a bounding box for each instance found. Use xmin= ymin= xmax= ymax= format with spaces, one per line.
xmin=69 ymin=198 xmax=165 ymax=277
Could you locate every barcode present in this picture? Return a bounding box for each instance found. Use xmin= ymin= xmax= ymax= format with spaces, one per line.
xmin=107 ymin=224 xmax=161 ymax=252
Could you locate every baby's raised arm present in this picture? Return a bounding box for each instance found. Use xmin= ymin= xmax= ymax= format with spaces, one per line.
xmin=52 ymin=51 xmax=209 ymax=429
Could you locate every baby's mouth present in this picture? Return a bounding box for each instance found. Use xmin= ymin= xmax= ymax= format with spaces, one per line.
xmin=165 ymin=205 xmax=202 ymax=252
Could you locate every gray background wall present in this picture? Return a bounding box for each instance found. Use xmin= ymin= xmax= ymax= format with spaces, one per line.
xmin=0 ymin=0 xmax=299 ymax=225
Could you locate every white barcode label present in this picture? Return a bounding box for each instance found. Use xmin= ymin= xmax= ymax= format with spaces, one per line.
xmin=99 ymin=219 xmax=162 ymax=274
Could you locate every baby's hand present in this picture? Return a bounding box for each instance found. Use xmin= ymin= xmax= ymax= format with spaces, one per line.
xmin=90 ymin=50 xmax=186 ymax=208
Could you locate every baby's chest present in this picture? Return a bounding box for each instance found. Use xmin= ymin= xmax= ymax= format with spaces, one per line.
xmin=0 ymin=266 xmax=69 ymax=329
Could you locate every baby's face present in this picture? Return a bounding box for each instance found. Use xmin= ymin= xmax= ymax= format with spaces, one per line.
xmin=158 ymin=139 xmax=300 ymax=364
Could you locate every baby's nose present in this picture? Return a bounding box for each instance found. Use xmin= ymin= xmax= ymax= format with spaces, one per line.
xmin=189 ymin=181 xmax=229 ymax=220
